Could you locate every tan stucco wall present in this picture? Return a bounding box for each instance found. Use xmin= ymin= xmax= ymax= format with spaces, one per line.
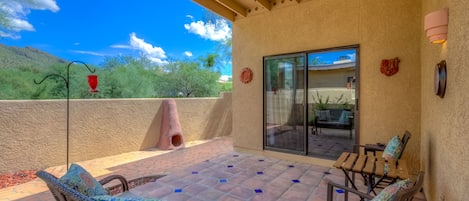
xmin=232 ymin=0 xmax=421 ymax=173
xmin=421 ymin=0 xmax=469 ymax=200
xmin=0 ymin=93 xmax=232 ymax=174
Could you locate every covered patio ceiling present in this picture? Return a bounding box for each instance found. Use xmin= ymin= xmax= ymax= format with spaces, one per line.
xmin=192 ymin=0 xmax=308 ymax=21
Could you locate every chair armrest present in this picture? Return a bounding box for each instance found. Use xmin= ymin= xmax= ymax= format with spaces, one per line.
xmin=126 ymin=175 xmax=166 ymax=188
xmin=99 ymin=175 xmax=130 ymax=194
xmin=326 ymin=179 xmax=374 ymax=201
xmin=101 ymin=174 xmax=166 ymax=195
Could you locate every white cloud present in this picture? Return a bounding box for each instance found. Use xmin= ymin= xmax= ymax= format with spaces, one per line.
xmin=71 ymin=50 xmax=106 ymax=57
xmin=218 ymin=75 xmax=232 ymax=82
xmin=129 ymin=32 xmax=168 ymax=65
xmin=0 ymin=0 xmax=59 ymax=39
xmin=184 ymin=51 xmax=193 ymax=57
xmin=111 ymin=44 xmax=133 ymax=49
xmin=186 ymin=15 xmax=194 ymax=20
xmin=8 ymin=18 xmax=34 ymax=31
xmin=184 ymin=19 xmax=231 ymax=41
xmin=0 ymin=31 xmax=20 ymax=39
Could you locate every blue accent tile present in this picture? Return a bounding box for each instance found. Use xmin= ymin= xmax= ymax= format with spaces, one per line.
xmin=292 ymin=179 xmax=300 ymax=183
xmin=257 ymin=171 xmax=263 ymax=175
xmin=219 ymin=179 xmax=227 ymax=183
xmin=324 ymin=171 xmax=331 ymax=175
xmin=227 ymin=165 xmax=233 ymax=168
xmin=258 ymin=159 xmax=264 ymax=162
xmin=233 ymin=154 xmax=239 ymax=157
xmin=288 ymin=165 xmax=295 ymax=168
xmin=174 ymin=188 xmax=182 ymax=193
xmin=192 ymin=171 xmax=198 ymax=174
xmin=254 ymin=189 xmax=263 ymax=193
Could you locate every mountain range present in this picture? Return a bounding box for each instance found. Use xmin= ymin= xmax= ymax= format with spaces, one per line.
xmin=0 ymin=44 xmax=67 ymax=70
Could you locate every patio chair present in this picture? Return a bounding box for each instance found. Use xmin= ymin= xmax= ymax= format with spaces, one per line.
xmin=326 ymin=171 xmax=424 ymax=201
xmin=358 ymin=130 xmax=411 ymax=159
xmin=355 ymin=131 xmax=411 ymax=191
xmin=36 ymin=168 xmax=165 ymax=201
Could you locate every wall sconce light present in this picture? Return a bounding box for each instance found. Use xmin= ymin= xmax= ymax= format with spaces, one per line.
xmin=424 ymin=8 xmax=448 ymax=44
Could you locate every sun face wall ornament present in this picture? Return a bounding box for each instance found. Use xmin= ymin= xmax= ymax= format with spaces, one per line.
xmin=434 ymin=60 xmax=447 ymax=98
xmin=380 ymin=57 xmax=400 ymax=76
xmin=240 ymin=67 xmax=253 ymax=84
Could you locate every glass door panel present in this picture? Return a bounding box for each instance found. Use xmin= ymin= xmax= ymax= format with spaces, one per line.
xmin=264 ymin=53 xmax=306 ymax=154
xmin=307 ymin=48 xmax=358 ymax=159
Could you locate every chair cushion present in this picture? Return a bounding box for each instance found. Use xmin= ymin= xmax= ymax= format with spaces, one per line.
xmin=92 ymin=194 xmax=160 ymax=201
xmin=382 ymin=136 xmax=403 ymax=160
xmin=338 ymin=110 xmax=351 ymax=124
xmin=316 ymin=110 xmax=331 ymax=121
xmin=371 ymin=179 xmax=411 ymax=201
xmin=59 ymin=163 xmax=109 ymax=197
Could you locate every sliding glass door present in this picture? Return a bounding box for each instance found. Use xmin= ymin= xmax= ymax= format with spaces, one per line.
xmin=264 ymin=45 xmax=359 ymax=159
xmin=264 ymin=53 xmax=307 ymax=154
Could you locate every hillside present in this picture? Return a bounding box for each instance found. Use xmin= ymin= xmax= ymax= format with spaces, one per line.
xmin=0 ymin=44 xmax=67 ymax=70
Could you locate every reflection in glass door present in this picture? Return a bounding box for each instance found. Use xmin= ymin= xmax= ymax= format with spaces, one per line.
xmin=264 ymin=53 xmax=306 ymax=154
xmin=307 ymin=47 xmax=358 ymax=159
xmin=264 ymin=46 xmax=359 ymax=160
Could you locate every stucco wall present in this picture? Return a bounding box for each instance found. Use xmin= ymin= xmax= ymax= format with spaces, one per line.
xmin=421 ymin=0 xmax=469 ymax=200
xmin=232 ymin=0 xmax=421 ymax=173
xmin=0 ymin=93 xmax=232 ymax=174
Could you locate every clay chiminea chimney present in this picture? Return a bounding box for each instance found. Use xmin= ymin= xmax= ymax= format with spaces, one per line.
xmin=156 ymin=99 xmax=185 ymax=150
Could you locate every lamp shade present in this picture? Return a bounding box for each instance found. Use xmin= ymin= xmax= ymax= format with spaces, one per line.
xmin=424 ymin=8 xmax=448 ymax=44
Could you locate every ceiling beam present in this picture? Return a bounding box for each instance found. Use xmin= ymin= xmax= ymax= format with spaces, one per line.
xmin=255 ymin=0 xmax=272 ymax=10
xmin=216 ymin=0 xmax=248 ymax=17
xmin=192 ymin=0 xmax=236 ymax=21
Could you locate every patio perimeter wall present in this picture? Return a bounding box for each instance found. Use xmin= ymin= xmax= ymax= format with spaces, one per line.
xmin=0 ymin=93 xmax=232 ymax=174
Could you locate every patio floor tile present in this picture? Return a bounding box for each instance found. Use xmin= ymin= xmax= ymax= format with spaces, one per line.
xmin=1 ymin=136 xmax=426 ymax=201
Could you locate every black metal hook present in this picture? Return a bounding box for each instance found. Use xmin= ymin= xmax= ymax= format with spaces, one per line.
xmin=33 ymin=60 xmax=96 ymax=171
xmin=34 ymin=73 xmax=68 ymax=88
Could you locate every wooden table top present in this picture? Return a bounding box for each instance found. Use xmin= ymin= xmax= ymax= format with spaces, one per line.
xmin=333 ymin=152 xmax=409 ymax=179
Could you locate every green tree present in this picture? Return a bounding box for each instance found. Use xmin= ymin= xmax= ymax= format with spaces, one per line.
xmin=156 ymin=61 xmax=220 ymax=97
xmin=97 ymin=55 xmax=158 ymax=98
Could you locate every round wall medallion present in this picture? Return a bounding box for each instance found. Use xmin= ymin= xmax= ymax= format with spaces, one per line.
xmin=434 ymin=60 xmax=447 ymax=98
xmin=240 ymin=68 xmax=253 ymax=84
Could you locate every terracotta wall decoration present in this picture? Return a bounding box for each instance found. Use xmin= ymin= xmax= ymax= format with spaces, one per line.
xmin=380 ymin=57 xmax=400 ymax=76
xmin=240 ymin=67 xmax=253 ymax=84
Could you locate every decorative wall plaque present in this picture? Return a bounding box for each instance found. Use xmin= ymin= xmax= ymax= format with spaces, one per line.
xmin=380 ymin=57 xmax=400 ymax=76
xmin=240 ymin=67 xmax=253 ymax=84
xmin=434 ymin=60 xmax=447 ymax=98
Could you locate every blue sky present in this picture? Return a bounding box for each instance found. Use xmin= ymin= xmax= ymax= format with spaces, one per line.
xmin=0 ymin=0 xmax=233 ymax=76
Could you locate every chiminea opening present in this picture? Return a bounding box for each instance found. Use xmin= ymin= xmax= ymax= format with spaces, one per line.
xmin=171 ymin=134 xmax=183 ymax=147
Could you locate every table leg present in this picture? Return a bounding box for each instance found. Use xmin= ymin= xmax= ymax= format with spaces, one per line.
xmin=341 ymin=169 xmax=359 ymax=191
xmin=367 ymin=175 xmax=373 ymax=195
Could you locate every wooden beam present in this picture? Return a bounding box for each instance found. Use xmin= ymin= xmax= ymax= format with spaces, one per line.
xmin=192 ymin=0 xmax=236 ymax=21
xmin=255 ymin=0 xmax=272 ymax=10
xmin=216 ymin=0 xmax=248 ymax=17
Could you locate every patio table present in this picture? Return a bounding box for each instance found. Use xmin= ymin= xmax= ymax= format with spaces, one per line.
xmin=332 ymin=152 xmax=409 ymax=198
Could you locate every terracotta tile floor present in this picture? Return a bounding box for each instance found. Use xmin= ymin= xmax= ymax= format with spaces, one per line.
xmin=0 ymin=136 xmax=426 ymax=201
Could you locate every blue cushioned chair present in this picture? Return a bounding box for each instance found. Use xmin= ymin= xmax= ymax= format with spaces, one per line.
xmin=37 ymin=170 xmax=165 ymax=201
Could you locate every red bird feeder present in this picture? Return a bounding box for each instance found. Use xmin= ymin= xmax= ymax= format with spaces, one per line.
xmin=88 ymin=75 xmax=99 ymax=92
